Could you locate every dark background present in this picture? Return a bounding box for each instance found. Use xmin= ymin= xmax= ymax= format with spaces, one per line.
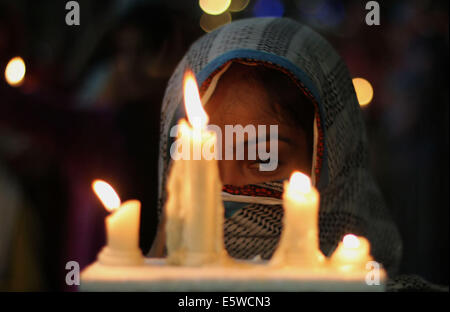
xmin=0 ymin=0 xmax=447 ymax=291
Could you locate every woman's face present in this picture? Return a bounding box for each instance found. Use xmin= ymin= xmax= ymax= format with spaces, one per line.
xmin=205 ymin=66 xmax=312 ymax=186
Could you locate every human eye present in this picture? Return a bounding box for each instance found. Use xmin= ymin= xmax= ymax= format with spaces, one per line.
xmin=249 ymin=157 xmax=271 ymax=166
xmin=247 ymin=158 xmax=282 ymax=175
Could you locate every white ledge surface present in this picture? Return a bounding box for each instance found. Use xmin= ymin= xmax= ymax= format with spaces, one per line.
xmin=80 ymin=258 xmax=385 ymax=292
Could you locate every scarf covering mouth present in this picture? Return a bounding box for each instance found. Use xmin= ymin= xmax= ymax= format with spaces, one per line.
xmin=156 ymin=17 xmax=402 ymax=275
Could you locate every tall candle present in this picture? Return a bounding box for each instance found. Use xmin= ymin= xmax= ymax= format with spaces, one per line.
xmin=165 ymin=71 xmax=226 ymax=266
xmin=271 ymin=171 xmax=324 ymax=267
xmin=92 ymin=180 xmax=143 ymax=265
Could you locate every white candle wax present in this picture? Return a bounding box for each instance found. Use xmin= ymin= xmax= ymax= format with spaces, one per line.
xmin=106 ymin=200 xmax=141 ymax=251
xmin=330 ymin=234 xmax=373 ymax=272
xmin=271 ymin=171 xmax=324 ymax=267
xmin=183 ymin=124 xmax=214 ymax=249
xmin=93 ymin=180 xmax=143 ymax=265
xmin=165 ymin=72 xmax=226 ymax=266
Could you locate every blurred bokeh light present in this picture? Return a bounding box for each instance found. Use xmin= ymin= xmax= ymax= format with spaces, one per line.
xmin=252 ymin=0 xmax=284 ymax=17
xmin=199 ymin=0 xmax=232 ymax=15
xmin=352 ymin=77 xmax=374 ymax=107
xmin=4 ymin=56 xmax=26 ymax=87
xmin=200 ymin=11 xmax=232 ymax=32
xmin=229 ymin=0 xmax=250 ymax=12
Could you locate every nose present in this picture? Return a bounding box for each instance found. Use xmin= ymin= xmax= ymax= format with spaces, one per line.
xmin=218 ymin=160 xmax=246 ymax=186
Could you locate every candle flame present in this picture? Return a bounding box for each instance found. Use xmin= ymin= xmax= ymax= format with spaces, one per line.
xmin=289 ymin=171 xmax=311 ymax=193
xmin=92 ymin=180 xmax=121 ymax=212
xmin=183 ymin=71 xmax=209 ymax=129
xmin=343 ymin=234 xmax=360 ymax=249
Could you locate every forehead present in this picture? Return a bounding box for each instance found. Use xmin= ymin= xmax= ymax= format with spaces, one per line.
xmin=205 ymin=87 xmax=298 ymax=143
xmin=205 ymin=73 xmax=280 ymax=126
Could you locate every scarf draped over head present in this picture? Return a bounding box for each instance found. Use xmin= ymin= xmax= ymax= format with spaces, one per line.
xmin=157 ymin=17 xmax=402 ymax=276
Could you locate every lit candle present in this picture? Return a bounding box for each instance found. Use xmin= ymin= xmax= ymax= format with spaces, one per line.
xmin=92 ymin=180 xmax=143 ymax=266
xmin=165 ymin=71 xmax=226 ymax=266
xmin=270 ymin=171 xmax=324 ymax=267
xmin=330 ymin=234 xmax=373 ymax=272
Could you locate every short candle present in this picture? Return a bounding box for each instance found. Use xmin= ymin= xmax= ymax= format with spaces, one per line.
xmin=331 ymin=234 xmax=373 ymax=272
xmin=92 ymin=180 xmax=143 ymax=266
xmin=271 ymin=171 xmax=325 ymax=267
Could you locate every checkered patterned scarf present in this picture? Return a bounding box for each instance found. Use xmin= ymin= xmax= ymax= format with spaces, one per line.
xmin=157 ymin=17 xmax=402 ymax=275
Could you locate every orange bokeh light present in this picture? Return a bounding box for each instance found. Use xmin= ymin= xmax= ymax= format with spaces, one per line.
xmin=5 ymin=56 xmax=26 ymax=87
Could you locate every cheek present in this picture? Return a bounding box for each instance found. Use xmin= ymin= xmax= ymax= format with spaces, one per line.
xmin=218 ymin=160 xmax=245 ymax=185
xmin=289 ymin=132 xmax=312 ymax=172
xmin=277 ymin=143 xmax=312 ymax=177
xmin=284 ymin=150 xmax=312 ymax=176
